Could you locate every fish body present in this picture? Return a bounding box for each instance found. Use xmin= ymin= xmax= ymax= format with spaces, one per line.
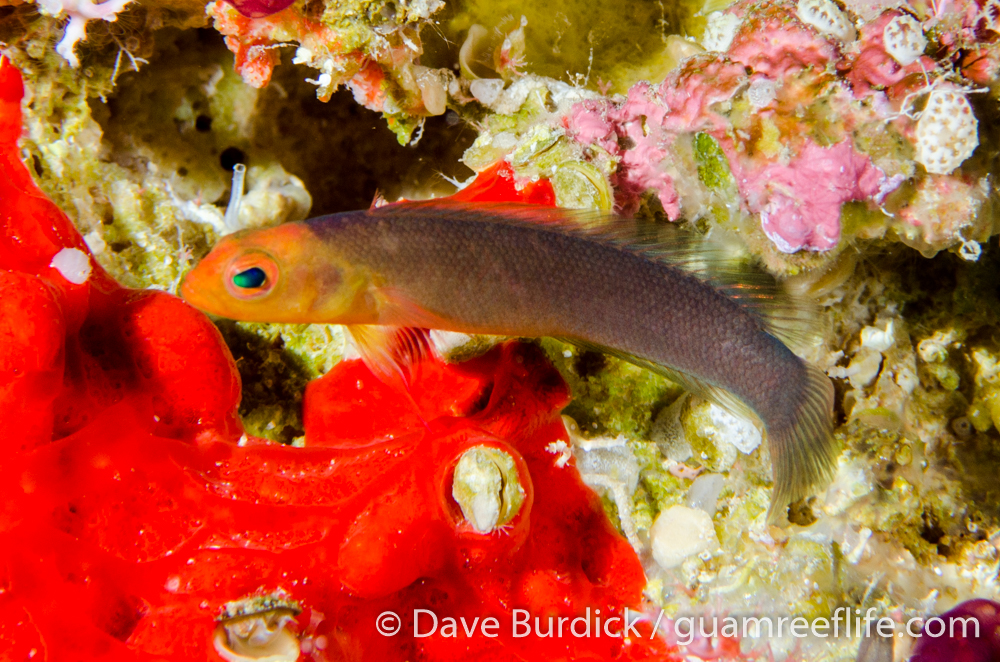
xmin=181 ymin=201 xmax=836 ymax=519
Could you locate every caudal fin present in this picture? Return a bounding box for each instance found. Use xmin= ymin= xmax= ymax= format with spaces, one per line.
xmin=766 ymin=362 xmax=838 ymax=523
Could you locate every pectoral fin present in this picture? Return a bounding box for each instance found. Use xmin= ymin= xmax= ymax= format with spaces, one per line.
xmin=345 ymin=325 xmax=435 ymax=390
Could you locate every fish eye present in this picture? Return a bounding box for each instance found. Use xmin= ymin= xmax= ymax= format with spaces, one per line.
xmin=232 ymin=267 xmax=267 ymax=289
xmin=225 ymin=252 xmax=279 ymax=300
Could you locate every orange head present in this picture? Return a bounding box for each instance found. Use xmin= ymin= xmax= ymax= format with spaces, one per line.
xmin=180 ymin=223 xmax=375 ymax=324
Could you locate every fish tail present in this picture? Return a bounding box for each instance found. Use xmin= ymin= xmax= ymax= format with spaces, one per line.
xmin=766 ymin=362 xmax=838 ymax=523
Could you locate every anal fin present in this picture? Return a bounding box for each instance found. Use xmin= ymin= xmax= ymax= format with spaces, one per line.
xmin=559 ymin=337 xmax=837 ymax=524
xmin=559 ymin=337 xmax=762 ymax=426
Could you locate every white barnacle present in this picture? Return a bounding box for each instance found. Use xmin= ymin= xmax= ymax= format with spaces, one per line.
xmin=451 ymin=446 xmax=525 ymax=533
xmin=214 ymin=592 xmax=301 ymax=662
xmin=915 ymin=89 xmax=979 ymax=175
xmin=883 ymin=13 xmax=927 ymax=66
xmin=796 ymin=0 xmax=856 ymax=42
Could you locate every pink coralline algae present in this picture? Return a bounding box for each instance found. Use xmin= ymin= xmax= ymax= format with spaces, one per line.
xmin=566 ymin=50 xmax=896 ymax=252
xmin=561 ymin=0 xmax=1000 ymax=258
xmin=567 ymin=55 xmax=747 ymax=218
xmin=910 ymin=599 xmax=1000 ymax=662
xmin=734 ymin=140 xmax=892 ymax=253
xmin=843 ymin=11 xmax=939 ymax=99
xmin=727 ymin=0 xmax=840 ymax=79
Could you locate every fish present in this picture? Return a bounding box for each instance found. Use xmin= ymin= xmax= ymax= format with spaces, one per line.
xmin=180 ymin=200 xmax=837 ymax=521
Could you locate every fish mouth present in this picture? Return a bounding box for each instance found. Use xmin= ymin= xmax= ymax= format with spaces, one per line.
xmin=179 ymin=266 xmax=224 ymax=317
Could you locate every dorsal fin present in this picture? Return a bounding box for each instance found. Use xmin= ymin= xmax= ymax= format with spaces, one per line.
xmin=372 ymin=200 xmax=820 ymax=351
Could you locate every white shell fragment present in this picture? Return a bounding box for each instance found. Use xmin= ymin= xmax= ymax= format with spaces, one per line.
xmin=702 ymin=11 xmax=741 ymax=53
xmin=860 ymin=320 xmax=895 ymax=353
xmin=747 ymin=77 xmax=777 ymax=110
xmin=915 ymin=89 xmax=979 ymax=175
xmin=469 ymin=78 xmax=505 ymax=108
xmin=50 ymin=247 xmax=92 ymax=285
xmin=959 ymin=239 xmax=982 ymax=262
xmin=883 ymin=14 xmax=927 ymax=66
xmin=796 ymin=0 xmax=856 ymax=42
xmin=706 ymin=403 xmax=762 ymax=455
xmin=650 ymin=505 xmax=720 ymax=569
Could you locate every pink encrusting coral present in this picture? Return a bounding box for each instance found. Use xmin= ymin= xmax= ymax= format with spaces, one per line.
xmin=842 ymin=11 xmax=939 ymax=99
xmin=726 ymin=1 xmax=840 ymax=79
xmin=567 ymin=56 xmax=747 ymax=218
xmin=565 ymin=49 xmax=897 ymax=251
xmin=559 ymin=0 xmax=998 ymax=259
xmin=731 ymin=140 xmax=895 ymax=253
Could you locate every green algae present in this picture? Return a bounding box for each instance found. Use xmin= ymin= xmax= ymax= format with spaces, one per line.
xmin=541 ymin=338 xmax=683 ymax=440
xmin=441 ymin=0 xmax=701 ymax=93
xmin=217 ymin=321 xmax=344 ymax=443
xmin=693 ymin=131 xmax=735 ymax=192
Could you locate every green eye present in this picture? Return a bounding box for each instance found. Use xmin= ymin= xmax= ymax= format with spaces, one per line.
xmin=232 ymin=266 xmax=267 ymax=289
